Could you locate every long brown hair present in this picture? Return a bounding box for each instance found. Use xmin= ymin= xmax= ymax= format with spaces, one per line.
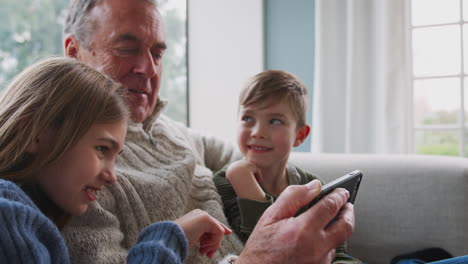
xmin=0 ymin=57 xmax=129 ymax=184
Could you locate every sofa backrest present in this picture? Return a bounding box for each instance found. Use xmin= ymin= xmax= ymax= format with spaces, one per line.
xmin=290 ymin=153 xmax=468 ymax=264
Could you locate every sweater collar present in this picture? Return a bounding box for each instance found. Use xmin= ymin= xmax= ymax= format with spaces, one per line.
xmin=129 ymin=98 xmax=167 ymax=132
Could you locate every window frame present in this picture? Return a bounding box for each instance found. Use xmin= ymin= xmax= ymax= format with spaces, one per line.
xmin=408 ymin=0 xmax=467 ymax=157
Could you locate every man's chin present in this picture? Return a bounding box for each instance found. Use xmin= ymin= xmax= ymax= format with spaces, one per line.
xmin=126 ymin=97 xmax=151 ymax=123
xmin=130 ymin=109 xmax=149 ymax=123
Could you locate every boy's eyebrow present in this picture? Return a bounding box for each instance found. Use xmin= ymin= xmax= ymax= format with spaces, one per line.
xmin=267 ymin=112 xmax=287 ymax=118
xmin=239 ymin=109 xmax=253 ymax=114
xmin=239 ymin=108 xmax=287 ymax=116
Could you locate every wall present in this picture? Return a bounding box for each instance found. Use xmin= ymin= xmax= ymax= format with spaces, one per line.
xmin=265 ymin=0 xmax=315 ymax=152
xmin=188 ymin=0 xmax=315 ymax=152
xmin=188 ymin=0 xmax=264 ymax=142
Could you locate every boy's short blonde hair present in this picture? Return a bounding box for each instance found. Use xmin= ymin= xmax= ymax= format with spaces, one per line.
xmin=239 ymin=70 xmax=308 ymax=128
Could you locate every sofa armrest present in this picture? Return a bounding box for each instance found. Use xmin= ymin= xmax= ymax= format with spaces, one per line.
xmin=290 ymin=153 xmax=468 ymax=264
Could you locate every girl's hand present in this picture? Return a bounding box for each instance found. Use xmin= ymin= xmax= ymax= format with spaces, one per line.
xmin=175 ymin=209 xmax=232 ymax=258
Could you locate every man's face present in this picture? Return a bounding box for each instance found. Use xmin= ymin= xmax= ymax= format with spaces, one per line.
xmin=70 ymin=0 xmax=167 ymax=123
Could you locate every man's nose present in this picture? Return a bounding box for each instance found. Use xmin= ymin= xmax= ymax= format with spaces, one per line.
xmin=133 ymin=49 xmax=158 ymax=78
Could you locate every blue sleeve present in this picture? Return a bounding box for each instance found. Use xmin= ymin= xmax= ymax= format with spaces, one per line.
xmin=0 ymin=180 xmax=69 ymax=264
xmin=127 ymin=221 xmax=188 ymax=264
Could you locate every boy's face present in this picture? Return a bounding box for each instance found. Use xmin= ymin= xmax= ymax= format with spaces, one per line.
xmin=237 ymin=99 xmax=309 ymax=168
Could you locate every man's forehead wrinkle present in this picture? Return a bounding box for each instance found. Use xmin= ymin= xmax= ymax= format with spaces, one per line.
xmin=104 ymin=11 xmax=164 ymax=46
xmin=114 ymin=34 xmax=139 ymax=43
xmin=92 ymin=1 xmax=160 ymax=29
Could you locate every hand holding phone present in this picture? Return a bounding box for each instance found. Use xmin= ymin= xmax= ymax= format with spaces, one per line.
xmin=309 ymin=170 xmax=363 ymax=207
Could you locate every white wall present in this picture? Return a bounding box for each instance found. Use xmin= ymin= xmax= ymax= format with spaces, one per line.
xmin=188 ymin=0 xmax=264 ymax=142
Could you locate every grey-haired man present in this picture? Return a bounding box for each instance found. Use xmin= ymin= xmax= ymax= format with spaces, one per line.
xmin=62 ymin=0 xmax=356 ymax=263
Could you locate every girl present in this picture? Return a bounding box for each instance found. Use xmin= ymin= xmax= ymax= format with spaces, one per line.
xmin=0 ymin=57 xmax=230 ymax=263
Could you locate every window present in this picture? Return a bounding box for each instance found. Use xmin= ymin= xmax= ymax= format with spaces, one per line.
xmin=411 ymin=0 xmax=468 ymax=157
xmin=0 ymin=0 xmax=187 ymax=124
xmin=157 ymin=0 xmax=188 ymax=124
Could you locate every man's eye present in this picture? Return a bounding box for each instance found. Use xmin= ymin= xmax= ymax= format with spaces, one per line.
xmin=116 ymin=48 xmax=139 ymax=55
xmin=152 ymin=52 xmax=163 ymax=60
xmin=270 ymin=119 xmax=283 ymax=125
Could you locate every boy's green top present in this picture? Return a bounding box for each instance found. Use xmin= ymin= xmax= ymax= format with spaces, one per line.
xmin=213 ymin=163 xmax=363 ymax=264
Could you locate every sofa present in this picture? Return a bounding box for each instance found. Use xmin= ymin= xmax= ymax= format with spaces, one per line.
xmin=289 ymin=153 xmax=468 ymax=264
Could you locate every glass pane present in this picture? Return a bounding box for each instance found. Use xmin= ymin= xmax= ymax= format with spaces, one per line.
xmin=0 ymin=0 xmax=69 ymax=88
xmin=414 ymin=78 xmax=460 ymax=125
xmin=413 ymin=26 xmax=461 ymax=76
xmin=0 ymin=0 xmax=188 ymax=124
xmin=465 ymin=78 xmax=468 ymax=125
xmin=412 ymin=0 xmax=460 ymax=26
xmin=465 ymin=129 xmax=468 ymax=157
xmin=415 ymin=130 xmax=460 ymax=156
xmin=463 ymin=25 xmax=468 ymax=74
xmin=464 ymin=0 xmax=468 ymax=21
xmin=158 ymin=0 xmax=188 ymax=124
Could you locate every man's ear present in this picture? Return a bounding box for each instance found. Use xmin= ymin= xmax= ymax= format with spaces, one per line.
xmin=293 ymin=125 xmax=311 ymax=147
xmin=64 ymin=34 xmax=80 ymax=59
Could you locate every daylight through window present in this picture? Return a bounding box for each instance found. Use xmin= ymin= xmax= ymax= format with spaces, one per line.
xmin=411 ymin=0 xmax=468 ymax=157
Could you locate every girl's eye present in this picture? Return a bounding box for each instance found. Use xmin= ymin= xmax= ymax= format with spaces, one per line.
xmin=96 ymin=146 xmax=109 ymax=153
xmin=270 ymin=119 xmax=283 ymax=125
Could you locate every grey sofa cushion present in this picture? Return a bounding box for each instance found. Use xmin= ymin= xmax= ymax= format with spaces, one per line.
xmin=290 ymin=153 xmax=468 ymax=264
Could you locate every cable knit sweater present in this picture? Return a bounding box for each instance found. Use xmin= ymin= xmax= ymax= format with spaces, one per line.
xmin=0 ymin=179 xmax=189 ymax=263
xmin=62 ymin=101 xmax=244 ymax=264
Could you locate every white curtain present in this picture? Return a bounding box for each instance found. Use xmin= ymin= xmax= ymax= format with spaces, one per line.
xmin=312 ymin=0 xmax=412 ymax=154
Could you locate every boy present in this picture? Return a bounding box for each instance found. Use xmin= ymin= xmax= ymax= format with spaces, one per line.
xmin=214 ymin=70 xmax=361 ymax=264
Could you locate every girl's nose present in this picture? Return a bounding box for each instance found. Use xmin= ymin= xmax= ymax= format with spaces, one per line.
xmin=102 ymin=166 xmax=117 ymax=185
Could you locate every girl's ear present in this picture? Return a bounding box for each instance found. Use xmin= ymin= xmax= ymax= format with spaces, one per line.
xmin=293 ymin=125 xmax=311 ymax=147
xmin=25 ymin=131 xmax=51 ymax=154
xmin=25 ymin=137 xmax=40 ymax=154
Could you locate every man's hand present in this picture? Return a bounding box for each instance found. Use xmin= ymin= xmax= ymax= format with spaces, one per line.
xmin=226 ymin=159 xmax=266 ymax=201
xmin=237 ymin=180 xmax=355 ymax=264
xmin=174 ymin=209 xmax=232 ymax=258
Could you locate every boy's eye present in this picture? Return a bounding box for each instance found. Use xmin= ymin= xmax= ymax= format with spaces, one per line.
xmin=241 ymin=116 xmax=253 ymax=122
xmin=270 ymin=119 xmax=283 ymax=125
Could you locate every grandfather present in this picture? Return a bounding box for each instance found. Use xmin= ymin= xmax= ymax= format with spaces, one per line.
xmin=62 ymin=0 xmax=355 ymax=263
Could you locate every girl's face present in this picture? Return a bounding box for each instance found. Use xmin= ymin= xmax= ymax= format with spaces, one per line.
xmin=37 ymin=120 xmax=127 ymax=216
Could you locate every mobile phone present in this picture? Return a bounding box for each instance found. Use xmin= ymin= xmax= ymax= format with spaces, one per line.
xmin=309 ymin=170 xmax=363 ymax=207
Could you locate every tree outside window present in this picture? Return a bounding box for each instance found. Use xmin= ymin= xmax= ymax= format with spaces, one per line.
xmin=411 ymin=0 xmax=468 ymax=157
xmin=0 ymin=0 xmax=187 ymax=124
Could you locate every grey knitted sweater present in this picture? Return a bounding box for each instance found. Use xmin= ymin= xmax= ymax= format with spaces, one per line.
xmin=62 ymin=101 xmax=244 ymax=264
